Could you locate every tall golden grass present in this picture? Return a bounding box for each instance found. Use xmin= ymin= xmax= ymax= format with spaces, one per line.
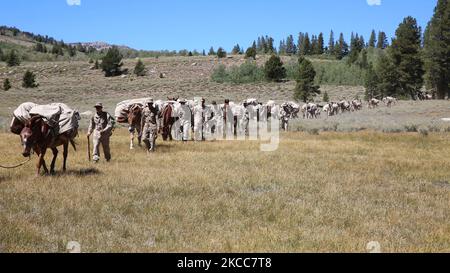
xmin=0 ymin=129 xmax=449 ymax=253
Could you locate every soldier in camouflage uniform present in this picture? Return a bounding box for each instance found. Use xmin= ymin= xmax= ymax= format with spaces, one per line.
xmin=87 ymin=102 xmax=114 ymax=162
xmin=141 ymin=99 xmax=159 ymax=153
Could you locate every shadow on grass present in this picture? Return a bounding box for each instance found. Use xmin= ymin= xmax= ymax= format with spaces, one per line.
xmin=0 ymin=175 xmax=11 ymax=184
xmin=156 ymin=143 xmax=176 ymax=153
xmin=54 ymin=168 xmax=101 ymax=177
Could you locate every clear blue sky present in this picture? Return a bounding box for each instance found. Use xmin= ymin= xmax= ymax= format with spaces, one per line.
xmin=0 ymin=0 xmax=437 ymax=51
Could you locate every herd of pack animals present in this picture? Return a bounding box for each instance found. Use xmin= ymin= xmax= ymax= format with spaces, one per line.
xmin=0 ymin=91 xmax=436 ymax=176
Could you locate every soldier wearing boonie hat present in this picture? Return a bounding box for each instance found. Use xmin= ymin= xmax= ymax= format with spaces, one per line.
xmin=87 ymin=102 xmax=114 ymax=162
xmin=141 ymin=98 xmax=158 ymax=152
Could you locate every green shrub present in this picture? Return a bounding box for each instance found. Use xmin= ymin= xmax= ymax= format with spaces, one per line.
xmin=245 ymin=47 xmax=256 ymax=60
xmin=101 ymin=46 xmax=124 ymax=77
xmin=211 ymin=62 xmax=264 ymax=84
xmin=22 ymin=70 xmax=38 ymax=88
xmin=3 ymin=78 xmax=11 ymax=91
xmin=6 ymin=49 xmax=20 ymax=67
xmin=229 ymin=61 xmax=264 ymax=84
xmin=211 ymin=64 xmax=228 ymax=83
xmin=134 ymin=59 xmax=146 ymax=76
xmin=404 ymin=124 xmax=418 ymax=132
xmin=264 ymin=55 xmax=286 ymax=82
xmin=217 ymin=47 xmax=227 ymax=59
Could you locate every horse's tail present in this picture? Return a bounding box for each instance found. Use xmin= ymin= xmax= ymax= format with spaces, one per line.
xmin=70 ymin=138 xmax=77 ymax=151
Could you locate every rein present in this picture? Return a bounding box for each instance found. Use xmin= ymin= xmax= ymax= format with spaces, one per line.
xmin=0 ymin=156 xmax=31 ymax=169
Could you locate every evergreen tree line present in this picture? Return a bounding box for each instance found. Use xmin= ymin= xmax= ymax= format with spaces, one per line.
xmin=365 ymin=0 xmax=450 ymax=100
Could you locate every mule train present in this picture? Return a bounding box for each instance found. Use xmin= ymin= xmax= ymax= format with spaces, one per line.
xmin=7 ymin=96 xmax=401 ymax=175
xmin=297 ymin=96 xmax=398 ymax=119
xmin=115 ymin=97 xmax=299 ymax=149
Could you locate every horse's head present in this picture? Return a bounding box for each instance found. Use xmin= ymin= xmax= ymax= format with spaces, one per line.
xmin=127 ymin=104 xmax=142 ymax=126
xmin=20 ymin=116 xmax=44 ymax=157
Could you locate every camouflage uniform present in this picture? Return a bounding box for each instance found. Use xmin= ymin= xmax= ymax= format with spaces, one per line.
xmin=88 ymin=106 xmax=113 ymax=162
xmin=141 ymin=102 xmax=158 ymax=152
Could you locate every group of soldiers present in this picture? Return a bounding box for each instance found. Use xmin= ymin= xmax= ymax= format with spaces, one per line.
xmin=87 ymin=98 xmax=286 ymax=162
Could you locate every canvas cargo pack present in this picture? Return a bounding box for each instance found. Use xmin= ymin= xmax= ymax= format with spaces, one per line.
xmin=11 ymin=102 xmax=80 ymax=136
xmin=115 ymin=98 xmax=152 ymax=123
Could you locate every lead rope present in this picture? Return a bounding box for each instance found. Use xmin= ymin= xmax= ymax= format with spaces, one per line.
xmin=0 ymin=156 xmax=31 ymax=169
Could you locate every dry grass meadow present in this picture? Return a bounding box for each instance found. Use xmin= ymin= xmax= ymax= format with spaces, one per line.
xmin=0 ymin=129 xmax=449 ymax=253
xmin=1 ymin=56 xmax=450 ymax=253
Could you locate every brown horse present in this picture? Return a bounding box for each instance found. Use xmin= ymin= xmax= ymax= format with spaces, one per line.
xmin=127 ymin=104 xmax=143 ymax=149
xmin=10 ymin=117 xmax=25 ymax=135
xmin=20 ymin=115 xmax=77 ymax=176
xmin=160 ymin=103 xmax=178 ymax=141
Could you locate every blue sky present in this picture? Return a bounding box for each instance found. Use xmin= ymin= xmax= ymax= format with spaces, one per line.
xmin=0 ymin=0 xmax=437 ymax=51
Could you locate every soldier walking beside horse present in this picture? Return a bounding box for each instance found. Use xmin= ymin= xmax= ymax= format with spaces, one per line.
xmin=87 ymin=103 xmax=114 ymax=163
xmin=141 ymin=99 xmax=159 ymax=153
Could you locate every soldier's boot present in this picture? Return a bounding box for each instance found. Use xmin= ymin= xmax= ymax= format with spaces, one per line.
xmin=93 ymin=155 xmax=100 ymax=163
xmin=143 ymin=139 xmax=150 ymax=151
xmin=149 ymin=139 xmax=156 ymax=153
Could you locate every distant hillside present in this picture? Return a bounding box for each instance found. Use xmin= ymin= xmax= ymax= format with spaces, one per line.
xmin=0 ymin=25 xmax=198 ymax=63
xmin=0 ymin=25 xmax=100 ymax=62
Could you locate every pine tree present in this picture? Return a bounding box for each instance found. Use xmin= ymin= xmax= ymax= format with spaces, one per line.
xmin=294 ymin=56 xmax=320 ymax=102
xmin=317 ymin=33 xmax=324 ymax=55
xmin=311 ymin=35 xmax=318 ymax=54
xmin=217 ymin=47 xmax=227 ymax=58
xmin=348 ymin=33 xmax=364 ymax=64
xmin=261 ymin=36 xmax=267 ymax=53
xmin=208 ymin=47 xmax=215 ymax=56
xmin=358 ymin=49 xmax=369 ymax=69
xmin=231 ymin=44 xmax=241 ymax=55
xmin=335 ymin=33 xmax=348 ymax=60
xmin=423 ymin=0 xmax=450 ymax=99
xmin=257 ymin=37 xmax=263 ymax=52
xmin=3 ymin=78 xmax=11 ymax=91
xmin=252 ymin=41 xmax=257 ymax=52
xmin=377 ymin=31 xmax=388 ymax=49
xmin=359 ymin=35 xmax=366 ymax=48
xmin=267 ymin=36 xmax=275 ymax=54
xmin=390 ymin=16 xmax=424 ymax=98
xmin=299 ymin=33 xmax=311 ymax=55
xmin=6 ymin=50 xmax=20 ymax=67
xmin=245 ymin=47 xmax=257 ymax=60
xmin=264 ymin=55 xmax=286 ymax=82
xmin=0 ymin=47 xmax=4 ymax=62
xmin=364 ymin=64 xmax=380 ymax=99
xmin=369 ymin=30 xmax=377 ymax=47
xmin=202 ymin=49 xmax=206 ymax=56
xmin=22 ymin=70 xmax=38 ymax=88
xmin=328 ymin=30 xmax=335 ymax=55
xmin=134 ymin=59 xmax=146 ymax=76
xmin=297 ymin=32 xmax=304 ymax=55
xmin=279 ymin=40 xmax=286 ymax=55
xmin=101 ymin=46 xmax=124 ymax=77
xmin=286 ymin=35 xmax=296 ymax=55
xmin=375 ymin=51 xmax=399 ymax=97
